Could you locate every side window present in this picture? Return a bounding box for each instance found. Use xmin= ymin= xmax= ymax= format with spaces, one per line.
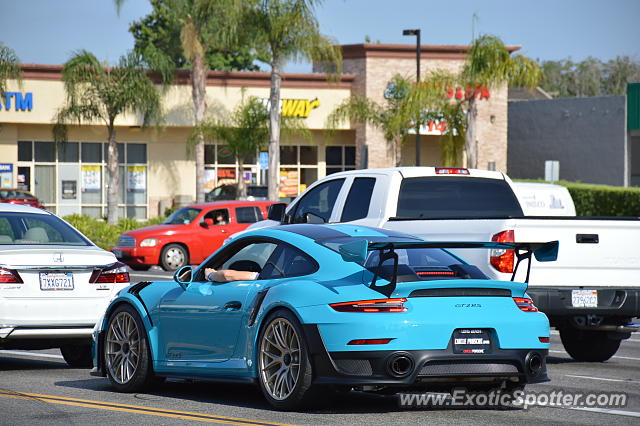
xmin=235 ymin=206 xmax=262 ymax=224
xmin=291 ymin=179 xmax=344 ymax=223
xmin=203 ymin=208 xmax=229 ymax=225
xmin=340 ymin=177 xmax=376 ymax=222
xmin=260 ymin=244 xmax=318 ymax=279
xmin=219 ymin=242 xmax=278 ymax=272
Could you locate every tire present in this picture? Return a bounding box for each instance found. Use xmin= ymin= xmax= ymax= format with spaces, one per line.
xmin=559 ymin=327 xmax=621 ymax=362
xmin=60 ymin=343 xmax=93 ymax=368
xmin=257 ymin=309 xmax=316 ymax=410
xmin=103 ymin=304 xmax=155 ymax=392
xmin=160 ymin=244 xmax=188 ymax=271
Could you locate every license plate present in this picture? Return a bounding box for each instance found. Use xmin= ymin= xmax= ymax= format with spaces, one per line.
xmin=40 ymin=272 xmax=74 ymax=291
xmin=112 ymin=249 xmax=122 ymax=258
xmin=453 ymin=329 xmax=492 ymax=354
xmin=572 ymin=289 xmax=598 ymax=308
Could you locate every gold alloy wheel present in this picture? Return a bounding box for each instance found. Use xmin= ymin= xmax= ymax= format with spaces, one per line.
xmin=259 ymin=318 xmax=301 ymax=401
xmin=105 ymin=311 xmax=141 ymax=384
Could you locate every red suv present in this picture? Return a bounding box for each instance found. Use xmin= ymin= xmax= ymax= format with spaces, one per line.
xmin=112 ymin=201 xmax=275 ymax=271
xmin=0 ymin=189 xmax=45 ymax=209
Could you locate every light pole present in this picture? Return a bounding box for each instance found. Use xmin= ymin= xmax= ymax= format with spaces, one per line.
xmin=403 ymin=29 xmax=421 ymax=166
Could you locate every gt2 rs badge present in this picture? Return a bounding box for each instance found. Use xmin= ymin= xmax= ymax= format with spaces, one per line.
xmin=454 ymin=303 xmax=482 ymax=308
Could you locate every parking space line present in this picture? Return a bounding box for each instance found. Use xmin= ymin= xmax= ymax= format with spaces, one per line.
xmin=0 ymin=350 xmax=64 ymax=360
xmin=129 ymin=273 xmax=173 ymax=279
xmin=0 ymin=390 xmax=292 ymax=425
xmin=565 ymin=374 xmax=635 ymax=383
xmin=567 ymin=406 xmax=640 ymax=418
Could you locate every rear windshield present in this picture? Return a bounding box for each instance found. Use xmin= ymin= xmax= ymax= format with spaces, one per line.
xmin=248 ymin=187 xmax=267 ymax=198
xmin=163 ymin=207 xmax=202 ymax=224
xmin=0 ymin=212 xmax=91 ymax=246
xmin=0 ymin=190 xmax=35 ymax=199
xmin=396 ymin=177 xmax=523 ymax=219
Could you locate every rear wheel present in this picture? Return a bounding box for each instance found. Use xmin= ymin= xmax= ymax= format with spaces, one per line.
xmin=104 ymin=304 xmax=155 ymax=392
xmin=257 ymin=310 xmax=315 ymax=410
xmin=559 ymin=327 xmax=621 ymax=362
xmin=160 ymin=244 xmax=188 ymax=271
xmin=60 ymin=343 xmax=93 ymax=368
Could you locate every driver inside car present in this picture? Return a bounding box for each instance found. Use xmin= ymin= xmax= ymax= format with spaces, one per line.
xmin=205 ymin=267 xmax=258 ymax=282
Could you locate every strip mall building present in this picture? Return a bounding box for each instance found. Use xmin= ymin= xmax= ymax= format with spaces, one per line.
xmin=0 ymin=43 xmax=512 ymax=219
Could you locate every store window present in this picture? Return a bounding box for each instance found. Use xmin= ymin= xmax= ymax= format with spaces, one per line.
xmin=326 ymin=146 xmax=356 ymax=175
xmin=58 ymin=142 xmax=79 ymax=162
xmin=18 ymin=141 xmax=32 ymax=161
xmin=35 ymin=142 xmax=55 ymax=162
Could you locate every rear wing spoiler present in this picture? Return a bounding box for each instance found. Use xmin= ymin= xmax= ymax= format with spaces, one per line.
xmin=338 ymin=240 xmax=559 ymax=297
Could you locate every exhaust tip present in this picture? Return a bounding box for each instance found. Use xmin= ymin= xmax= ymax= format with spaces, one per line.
xmin=387 ymin=353 xmax=415 ymax=378
xmin=525 ymin=351 xmax=543 ymax=376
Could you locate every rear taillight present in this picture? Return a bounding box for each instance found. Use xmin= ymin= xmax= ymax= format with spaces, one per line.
xmin=330 ymin=298 xmax=407 ymax=313
xmin=514 ymin=297 xmax=538 ymax=312
xmin=91 ymin=262 xmax=130 ymax=284
xmin=0 ymin=267 xmax=23 ymax=284
xmin=435 ymin=167 xmax=470 ymax=175
xmin=490 ymin=230 xmax=514 ymax=273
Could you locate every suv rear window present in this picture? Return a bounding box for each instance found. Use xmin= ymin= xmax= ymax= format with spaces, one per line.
xmin=396 ymin=177 xmax=523 ymax=219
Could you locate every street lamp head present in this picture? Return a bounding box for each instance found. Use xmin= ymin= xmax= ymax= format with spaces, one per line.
xmin=403 ymin=29 xmax=420 ymax=36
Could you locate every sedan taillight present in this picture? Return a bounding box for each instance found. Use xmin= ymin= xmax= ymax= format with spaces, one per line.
xmin=514 ymin=297 xmax=538 ymax=312
xmin=90 ymin=262 xmax=130 ymax=284
xmin=330 ymin=298 xmax=407 ymax=313
xmin=0 ymin=267 xmax=23 ymax=284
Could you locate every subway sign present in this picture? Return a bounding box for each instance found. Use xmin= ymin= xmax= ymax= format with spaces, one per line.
xmin=0 ymin=92 xmax=33 ymax=111
xmin=260 ymin=97 xmax=320 ymax=118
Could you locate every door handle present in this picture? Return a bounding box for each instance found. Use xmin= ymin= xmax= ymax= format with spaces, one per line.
xmin=224 ymin=301 xmax=242 ymax=310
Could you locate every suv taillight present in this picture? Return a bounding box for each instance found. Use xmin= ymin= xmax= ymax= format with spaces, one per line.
xmin=0 ymin=267 xmax=23 ymax=284
xmin=490 ymin=230 xmax=514 ymax=273
xmin=91 ymin=262 xmax=130 ymax=284
xmin=330 ymin=298 xmax=407 ymax=313
xmin=513 ymin=297 xmax=538 ymax=312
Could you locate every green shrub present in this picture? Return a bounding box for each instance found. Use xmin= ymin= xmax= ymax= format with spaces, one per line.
xmin=515 ymin=180 xmax=640 ymax=216
xmin=64 ymin=214 xmax=167 ymax=250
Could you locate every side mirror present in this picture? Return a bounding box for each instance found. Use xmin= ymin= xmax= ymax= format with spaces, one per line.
xmin=173 ymin=265 xmax=193 ymax=289
xmin=338 ymin=239 xmax=368 ymax=263
xmin=267 ymin=203 xmax=287 ymax=222
xmin=200 ymin=218 xmax=214 ymax=228
xmin=304 ymin=212 xmax=326 ymax=224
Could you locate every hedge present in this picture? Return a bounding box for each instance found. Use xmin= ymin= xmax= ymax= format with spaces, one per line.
xmin=64 ymin=214 xmax=166 ymax=250
xmin=515 ymin=180 xmax=640 ymax=217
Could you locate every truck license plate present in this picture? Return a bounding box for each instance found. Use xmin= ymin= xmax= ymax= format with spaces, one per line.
xmin=571 ymin=289 xmax=597 ymax=308
xmin=40 ymin=272 xmax=74 ymax=291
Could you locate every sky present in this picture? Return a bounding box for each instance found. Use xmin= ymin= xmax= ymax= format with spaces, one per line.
xmin=1 ymin=0 xmax=639 ymax=73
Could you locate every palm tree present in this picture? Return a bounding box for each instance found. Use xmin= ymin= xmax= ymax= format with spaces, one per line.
xmin=53 ymin=50 xmax=162 ymax=225
xmin=247 ymin=0 xmax=341 ymax=200
xmin=0 ymin=42 xmax=21 ymax=96
xmin=461 ymin=35 xmax=541 ymax=168
xmin=115 ymin=0 xmax=242 ymax=203
xmin=327 ymin=74 xmax=427 ymax=166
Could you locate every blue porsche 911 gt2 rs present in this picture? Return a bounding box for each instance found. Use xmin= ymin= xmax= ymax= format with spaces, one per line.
xmin=91 ymin=224 xmax=557 ymax=410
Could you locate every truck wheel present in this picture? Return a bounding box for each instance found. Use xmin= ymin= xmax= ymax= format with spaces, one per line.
xmin=60 ymin=343 xmax=93 ymax=368
xmin=160 ymin=244 xmax=188 ymax=271
xmin=559 ymin=327 xmax=621 ymax=362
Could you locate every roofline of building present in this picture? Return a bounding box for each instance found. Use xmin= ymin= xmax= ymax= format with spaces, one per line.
xmin=341 ymin=43 xmax=521 ymax=60
xmin=18 ymin=64 xmax=356 ymax=89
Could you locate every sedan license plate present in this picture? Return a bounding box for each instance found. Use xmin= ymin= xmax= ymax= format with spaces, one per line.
xmin=453 ymin=329 xmax=492 ymax=354
xmin=571 ymin=289 xmax=598 ymax=308
xmin=40 ymin=272 xmax=74 ymax=291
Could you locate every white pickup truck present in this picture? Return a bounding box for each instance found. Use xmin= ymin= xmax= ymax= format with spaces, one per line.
xmin=260 ymin=167 xmax=640 ymax=362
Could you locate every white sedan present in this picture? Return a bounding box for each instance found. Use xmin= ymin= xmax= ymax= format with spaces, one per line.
xmin=0 ymin=203 xmax=130 ymax=367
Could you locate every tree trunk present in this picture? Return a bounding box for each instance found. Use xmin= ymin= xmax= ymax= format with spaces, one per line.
xmin=237 ymin=158 xmax=247 ymax=199
xmin=464 ymin=97 xmax=478 ymax=169
xmin=394 ymin=138 xmax=402 ymax=167
xmin=267 ymin=59 xmax=282 ymax=201
xmin=106 ymin=122 xmax=119 ymax=225
xmin=192 ymin=52 xmax=206 ymax=203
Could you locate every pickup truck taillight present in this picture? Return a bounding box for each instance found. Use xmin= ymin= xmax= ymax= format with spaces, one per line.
xmin=90 ymin=262 xmax=130 ymax=284
xmin=0 ymin=267 xmax=23 ymax=284
xmin=490 ymin=230 xmax=514 ymax=273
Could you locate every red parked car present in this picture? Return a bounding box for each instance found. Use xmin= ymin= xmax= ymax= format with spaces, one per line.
xmin=0 ymin=189 xmax=45 ymax=209
xmin=112 ymin=201 xmax=276 ymax=271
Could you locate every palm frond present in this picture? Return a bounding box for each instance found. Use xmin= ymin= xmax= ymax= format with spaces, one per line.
xmin=0 ymin=42 xmax=21 ymax=94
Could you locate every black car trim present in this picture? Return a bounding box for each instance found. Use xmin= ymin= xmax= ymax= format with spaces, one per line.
xmin=128 ymin=281 xmax=154 ymax=326
xmin=409 ymin=288 xmax=512 ymax=298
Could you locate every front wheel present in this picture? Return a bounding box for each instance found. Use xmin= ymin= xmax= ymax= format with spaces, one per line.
xmin=104 ymin=304 xmax=155 ymax=392
xmin=257 ymin=310 xmax=315 ymax=410
xmin=60 ymin=343 xmax=93 ymax=368
xmin=559 ymin=327 xmax=621 ymax=362
xmin=160 ymin=244 xmax=188 ymax=271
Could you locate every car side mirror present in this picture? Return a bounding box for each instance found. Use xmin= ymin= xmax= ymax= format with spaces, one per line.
xmin=173 ymin=265 xmax=193 ymax=289
xmin=338 ymin=239 xmax=368 ymax=263
xmin=200 ymin=218 xmax=214 ymax=228
xmin=304 ymin=212 xmax=326 ymax=224
xmin=267 ymin=203 xmax=287 ymax=222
